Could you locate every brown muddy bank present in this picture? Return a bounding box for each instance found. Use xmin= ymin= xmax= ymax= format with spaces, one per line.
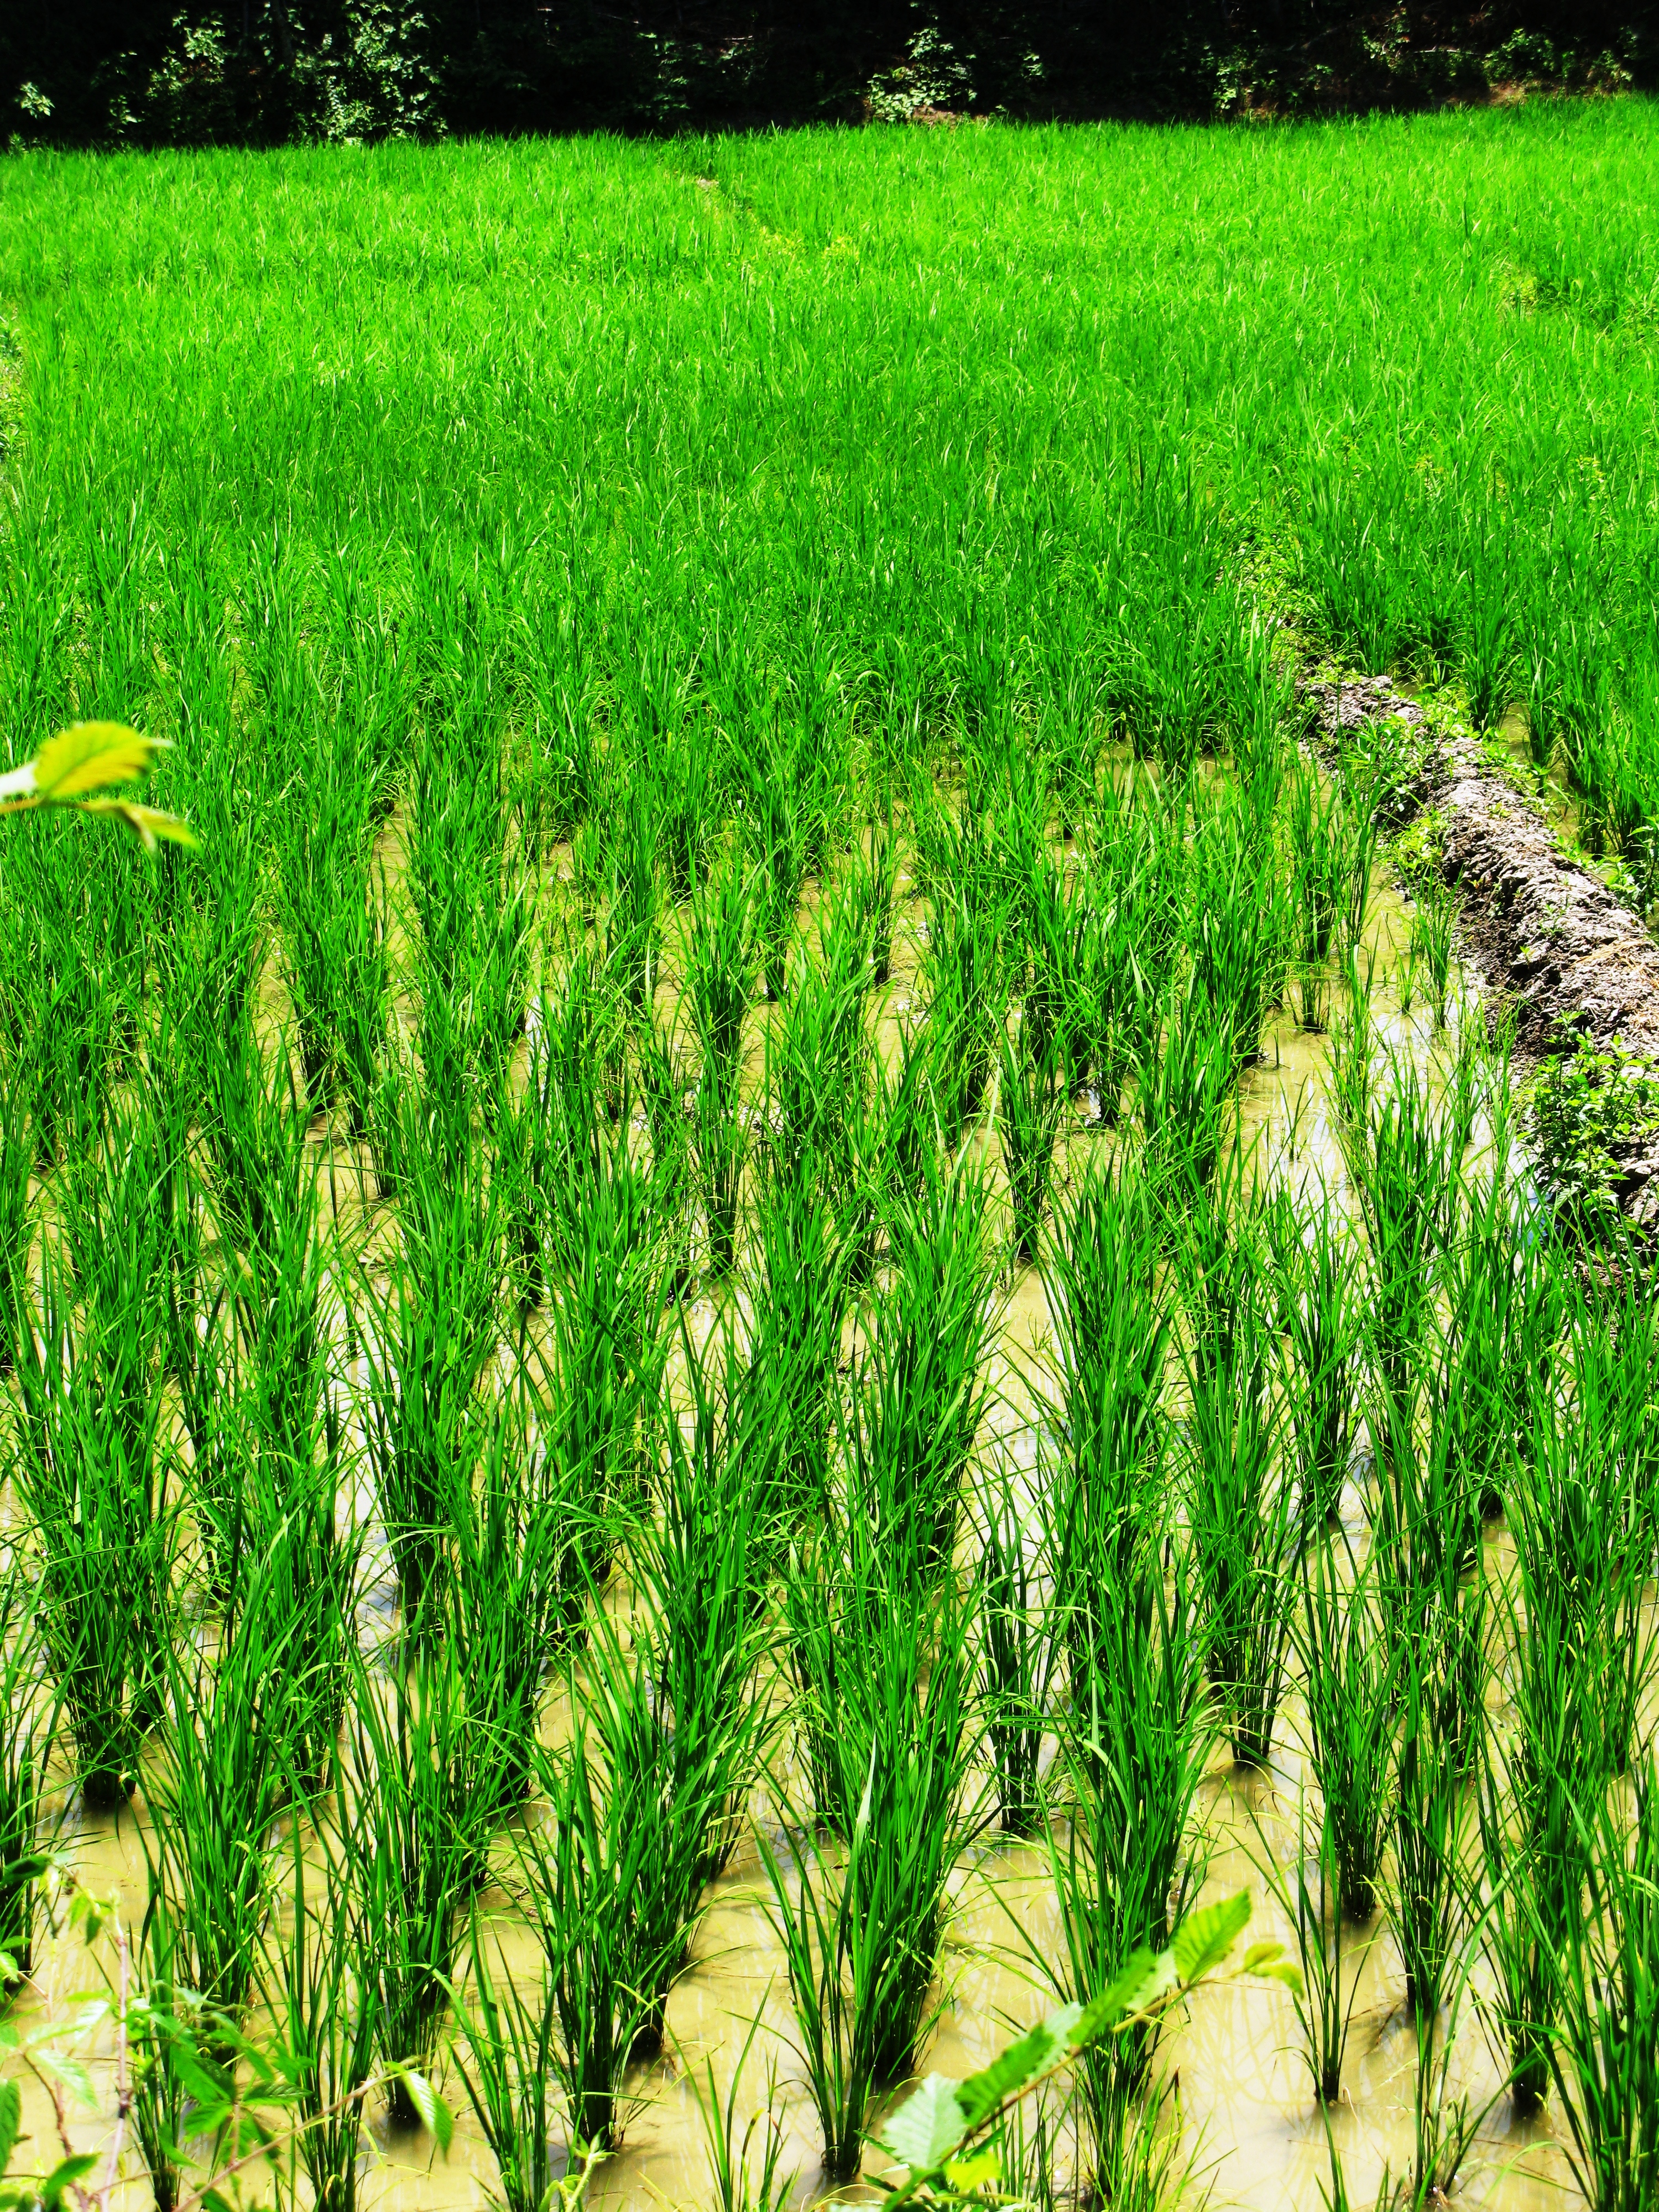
xmin=1302 ymin=670 xmax=1659 ymax=1226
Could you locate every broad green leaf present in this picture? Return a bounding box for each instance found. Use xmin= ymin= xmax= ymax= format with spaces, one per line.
xmin=944 ymin=2148 xmax=1001 ymax=2194
xmin=1241 ymin=1942 xmax=1286 ymax=1973
xmin=881 ymin=2073 xmax=971 ymax=2172
xmin=1260 ymin=1961 xmax=1306 ymax=1997
xmin=395 ymin=2069 xmax=453 ymax=2156
xmin=1068 ymin=1948 xmax=1160 ymax=2048
xmin=1171 ymin=1891 xmax=1251 ymax=1985
xmin=80 ymin=796 xmax=199 ymax=852
xmin=31 ymin=723 xmax=161 ymax=802
xmin=0 ymin=2078 xmax=22 ymax=2176
xmin=39 ymin=2151 xmax=98 ymax=2210
xmin=954 ymin=2004 xmax=1075 ymax=2130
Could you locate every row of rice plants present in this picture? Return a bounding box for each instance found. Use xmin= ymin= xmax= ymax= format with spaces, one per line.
xmin=0 ymin=661 xmax=1653 ymax=2212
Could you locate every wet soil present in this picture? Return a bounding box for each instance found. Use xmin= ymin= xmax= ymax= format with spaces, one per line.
xmin=1301 ymin=672 xmax=1659 ymax=1226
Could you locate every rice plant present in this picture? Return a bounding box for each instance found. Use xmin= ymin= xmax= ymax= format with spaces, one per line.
xmin=147 ymin=1536 xmax=309 ymax=2028
xmin=843 ymin=1152 xmax=998 ymax=1585
xmin=519 ymin=1725 xmax=661 ymax=2154
xmin=567 ymin=1603 xmax=725 ymax=2062
xmin=677 ymin=2012 xmax=796 ymax=2212
xmin=268 ymin=1809 xmax=383 ymax=2212
xmin=1391 ymin=1583 xmax=1482 ymax=2022
xmin=131 ymin=1887 xmax=224 ymax=2212
xmin=1181 ymin=1225 xmax=1297 ymax=1768
xmin=1548 ymin=1756 xmax=1659 ymax=2212
xmin=361 ymin=1149 xmax=503 ymax=1639
xmin=1299 ymin=1544 xmax=1396 ymax=1923
xmin=745 ymin=1160 xmax=851 ymax=1525
xmin=1475 ymin=1722 xmax=1583 ymax=2118
xmin=1135 ymin=968 xmax=1237 ymax=1194
xmin=1345 ymin=1055 xmax=1465 ymax=1473
xmin=1044 ymin=1159 xmax=1171 ymax=1668
xmin=638 ymin=1322 xmax=774 ymax=1887
xmin=999 ymin=1012 xmax=1068 ymax=1266
xmin=273 ymin=732 xmax=384 ymax=1113
xmin=1039 ymin=1558 xmax=1208 ymax=2181
xmin=13 ymin=1249 xmax=175 ymax=1806
xmin=822 ymin=1569 xmax=978 ymax=2086
xmin=1250 ymin=1793 xmax=1358 ymax=2106
xmin=922 ymin=869 xmax=1007 ymax=1155
xmin=457 ymin=1914 xmax=565 ymax=2212
xmin=0 ymin=1056 xmax=34 ymax=1377
xmin=1408 ymin=875 xmax=1459 ymax=1030
xmin=758 ymin=1821 xmax=885 ymax=2186
xmin=688 ymin=851 xmax=757 ymax=1275
xmin=0 ymin=1567 xmax=53 ymax=1979
xmin=348 ymin=1641 xmax=489 ymax=2127
xmin=974 ymin=1469 xmax=1056 ymax=1840
xmin=444 ymin=1390 xmax=591 ymax=1824
xmin=531 ymin=1130 xmax=666 ymax=1568
xmin=1265 ymin=1184 xmax=1360 ymax=1530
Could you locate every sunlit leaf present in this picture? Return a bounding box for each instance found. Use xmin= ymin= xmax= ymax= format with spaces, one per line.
xmin=955 ymin=2006 xmax=1073 ymax=2131
xmin=79 ymin=797 xmax=199 ymax=852
xmin=881 ymin=2073 xmax=971 ymax=2172
xmin=1068 ymin=1948 xmax=1160 ymax=2048
xmin=1241 ymin=1942 xmax=1286 ymax=1973
xmin=1171 ymin=1891 xmax=1251 ymax=1984
xmin=0 ymin=2078 xmax=22 ymax=2177
xmin=30 ymin=722 xmax=164 ymax=802
xmin=39 ymin=2151 xmax=98 ymax=2210
xmin=943 ymin=2147 xmax=1000 ymax=2194
xmin=394 ymin=2068 xmax=453 ymax=2156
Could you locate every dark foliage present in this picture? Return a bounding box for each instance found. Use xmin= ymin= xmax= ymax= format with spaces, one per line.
xmin=5 ymin=0 xmax=1652 ymax=149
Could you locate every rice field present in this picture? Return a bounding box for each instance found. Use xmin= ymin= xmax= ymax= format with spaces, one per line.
xmin=2 ymin=97 xmax=1658 ymax=2212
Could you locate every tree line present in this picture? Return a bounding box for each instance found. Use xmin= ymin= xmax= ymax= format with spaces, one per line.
xmin=3 ymin=0 xmax=1652 ymax=153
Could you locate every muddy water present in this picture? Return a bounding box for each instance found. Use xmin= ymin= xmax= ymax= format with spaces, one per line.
xmin=7 ymin=865 xmax=1591 ymax=2212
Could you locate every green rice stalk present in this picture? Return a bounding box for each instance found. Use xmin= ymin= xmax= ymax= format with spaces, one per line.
xmin=828 ymin=1572 xmax=978 ymax=2084
xmin=132 ymin=1887 xmax=226 ymax=2212
xmin=530 ymin=1130 xmax=665 ymax=1563
xmin=0 ymin=1056 xmax=35 ymax=1377
xmin=13 ymin=1248 xmax=175 ymax=1804
xmin=999 ymin=1014 xmax=1068 ymax=1267
xmin=1181 ymin=1225 xmax=1296 ymax=1768
xmin=568 ymin=1603 xmax=722 ymax=2059
xmin=974 ymin=1469 xmax=1057 ymax=1840
xmin=444 ymin=1392 xmax=592 ymax=1825
xmin=361 ymin=1150 xmax=502 ymax=1639
xmin=757 ymin=1825 xmax=882 ymax=2186
xmin=0 ymin=1565 xmax=55 ymax=1979
xmin=1040 ymin=1558 xmax=1207 ymax=2166
xmin=519 ymin=1723 xmax=662 ymax=2153
xmin=1408 ymin=875 xmax=1459 ymax=1030
xmin=1250 ymin=1793 xmax=1359 ymax=2106
xmin=689 ymin=852 xmax=757 ymax=1275
xmin=1298 ymin=1543 xmax=1396 ymax=1923
xmin=745 ymin=1159 xmax=851 ymax=1526
xmin=348 ymin=1641 xmax=488 ymax=2127
xmin=147 ymin=1541 xmax=305 ymax=2026
xmin=677 ymin=2010 xmax=796 ymax=2212
xmin=1391 ymin=1590 xmax=1480 ymax=2022
xmin=1265 ymin=1184 xmax=1360 ymax=1530
xmin=1043 ymin=1159 xmax=1171 ymax=1689
xmin=844 ymin=1154 xmax=998 ymax=1585
xmin=268 ymin=1807 xmax=383 ymax=2212
xmin=457 ymin=1915 xmax=565 ymax=2212
xmin=1547 ymin=1756 xmax=1659 ymax=2212
xmin=1475 ymin=1726 xmax=1581 ymax=2117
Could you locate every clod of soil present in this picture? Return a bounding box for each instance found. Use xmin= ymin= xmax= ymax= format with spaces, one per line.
xmin=1302 ymin=672 xmax=1659 ymax=1223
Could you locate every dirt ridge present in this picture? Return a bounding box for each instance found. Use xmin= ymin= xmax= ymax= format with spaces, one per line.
xmin=1301 ymin=670 xmax=1659 ymax=1225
